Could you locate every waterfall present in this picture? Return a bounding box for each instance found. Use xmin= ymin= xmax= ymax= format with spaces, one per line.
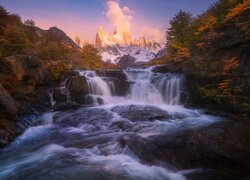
xmin=77 ymin=68 xmax=183 ymax=106
xmin=125 ymin=68 xmax=183 ymax=105
xmin=78 ymin=70 xmax=114 ymax=105
xmin=58 ymin=78 xmax=72 ymax=102
xmin=152 ymin=74 xmax=183 ymax=105
xmin=125 ymin=69 xmax=165 ymax=105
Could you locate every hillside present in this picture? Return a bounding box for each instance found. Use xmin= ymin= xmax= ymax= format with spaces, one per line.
xmin=149 ymin=0 xmax=250 ymax=117
xmin=0 ymin=6 xmax=117 ymax=146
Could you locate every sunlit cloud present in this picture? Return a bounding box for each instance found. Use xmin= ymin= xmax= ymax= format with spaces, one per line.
xmin=140 ymin=27 xmax=164 ymax=43
xmin=106 ymin=0 xmax=132 ymax=37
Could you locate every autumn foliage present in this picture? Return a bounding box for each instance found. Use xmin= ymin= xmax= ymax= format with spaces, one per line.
xmin=162 ymin=0 xmax=250 ymax=116
xmin=223 ymin=57 xmax=240 ymax=75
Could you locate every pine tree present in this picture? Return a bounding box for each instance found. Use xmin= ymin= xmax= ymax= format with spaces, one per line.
xmin=166 ymin=10 xmax=193 ymax=60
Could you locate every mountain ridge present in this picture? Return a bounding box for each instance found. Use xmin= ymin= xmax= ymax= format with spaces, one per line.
xmin=95 ymin=26 xmax=162 ymax=66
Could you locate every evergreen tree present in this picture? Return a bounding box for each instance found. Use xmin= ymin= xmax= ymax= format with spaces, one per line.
xmin=80 ymin=43 xmax=103 ymax=69
xmin=166 ymin=10 xmax=193 ymax=60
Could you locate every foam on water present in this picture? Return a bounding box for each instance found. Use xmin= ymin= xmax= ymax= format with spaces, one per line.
xmin=0 ymin=67 xmax=224 ymax=179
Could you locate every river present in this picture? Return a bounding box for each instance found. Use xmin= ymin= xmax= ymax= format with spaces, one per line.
xmin=0 ymin=67 xmax=224 ymax=180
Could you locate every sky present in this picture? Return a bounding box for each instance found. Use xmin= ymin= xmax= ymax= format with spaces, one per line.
xmin=0 ymin=0 xmax=217 ymax=43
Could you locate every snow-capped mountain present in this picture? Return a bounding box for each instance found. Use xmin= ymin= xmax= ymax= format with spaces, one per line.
xmin=95 ymin=26 xmax=162 ymax=66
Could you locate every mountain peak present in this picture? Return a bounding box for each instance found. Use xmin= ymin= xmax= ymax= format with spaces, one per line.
xmin=95 ymin=26 xmax=162 ymax=66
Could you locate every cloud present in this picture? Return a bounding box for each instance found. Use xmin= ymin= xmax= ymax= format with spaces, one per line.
xmin=122 ymin=6 xmax=130 ymax=13
xmin=106 ymin=0 xmax=132 ymax=36
xmin=105 ymin=0 xmax=163 ymax=43
xmin=140 ymin=27 xmax=164 ymax=43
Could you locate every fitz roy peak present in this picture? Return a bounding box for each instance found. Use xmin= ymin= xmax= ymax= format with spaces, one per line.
xmin=95 ymin=26 xmax=162 ymax=65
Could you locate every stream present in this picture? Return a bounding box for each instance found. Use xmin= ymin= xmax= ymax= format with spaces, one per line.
xmin=0 ymin=67 xmax=224 ymax=180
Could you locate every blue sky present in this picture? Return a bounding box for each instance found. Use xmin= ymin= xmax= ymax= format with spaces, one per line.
xmin=0 ymin=0 xmax=217 ymax=43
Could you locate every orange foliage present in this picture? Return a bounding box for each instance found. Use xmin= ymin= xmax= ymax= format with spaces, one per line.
xmin=225 ymin=0 xmax=250 ymax=20
xmin=196 ymin=15 xmax=217 ymax=34
xmin=196 ymin=43 xmax=205 ymax=49
xmin=175 ymin=48 xmax=191 ymax=61
xmin=223 ymin=57 xmax=240 ymax=75
xmin=218 ymin=80 xmax=231 ymax=90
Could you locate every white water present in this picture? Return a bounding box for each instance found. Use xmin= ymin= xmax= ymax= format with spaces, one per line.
xmin=77 ymin=67 xmax=184 ymax=107
xmin=0 ymin=67 xmax=223 ymax=180
xmin=78 ymin=70 xmax=113 ymax=105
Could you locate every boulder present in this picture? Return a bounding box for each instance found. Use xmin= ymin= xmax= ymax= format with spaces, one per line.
xmin=54 ymin=107 xmax=114 ymax=127
xmin=111 ymin=105 xmax=171 ymax=122
xmin=66 ymin=76 xmax=89 ymax=104
xmin=121 ymin=119 xmax=250 ymax=179
xmin=118 ymin=54 xmax=136 ymax=68
xmin=67 ymin=76 xmax=88 ymax=94
xmin=53 ymin=75 xmax=89 ymax=106
xmin=53 ymin=102 xmax=81 ymax=111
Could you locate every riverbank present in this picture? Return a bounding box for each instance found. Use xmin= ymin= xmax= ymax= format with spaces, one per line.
xmin=151 ymin=60 xmax=250 ymax=118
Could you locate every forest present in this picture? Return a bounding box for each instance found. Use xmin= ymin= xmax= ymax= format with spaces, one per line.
xmin=151 ymin=0 xmax=250 ymax=116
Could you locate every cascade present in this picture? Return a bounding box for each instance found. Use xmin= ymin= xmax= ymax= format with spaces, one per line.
xmin=77 ymin=68 xmax=183 ymax=106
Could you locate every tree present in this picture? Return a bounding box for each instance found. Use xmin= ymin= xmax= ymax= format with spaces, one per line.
xmin=197 ymin=15 xmax=217 ymax=34
xmin=75 ymin=36 xmax=81 ymax=46
xmin=166 ymin=11 xmax=193 ymax=58
xmin=24 ymin=19 xmax=35 ymax=27
xmin=80 ymin=43 xmax=103 ymax=69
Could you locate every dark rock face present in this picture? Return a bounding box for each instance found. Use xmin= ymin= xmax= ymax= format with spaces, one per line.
xmin=67 ymin=76 xmax=89 ymax=104
xmin=0 ymin=55 xmax=72 ymax=146
xmin=118 ymin=54 xmax=136 ymax=68
xmin=0 ymin=84 xmax=18 ymax=116
xmin=2 ymin=55 xmax=51 ymax=84
xmin=0 ymin=117 xmax=18 ymax=147
xmin=111 ymin=105 xmax=171 ymax=122
xmin=152 ymin=61 xmax=195 ymax=74
xmin=0 ymin=55 xmax=54 ymax=115
xmin=121 ymin=119 xmax=250 ymax=179
xmin=53 ymin=76 xmax=89 ymax=107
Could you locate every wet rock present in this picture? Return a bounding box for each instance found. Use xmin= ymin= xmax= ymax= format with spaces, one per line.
xmin=111 ymin=119 xmax=132 ymax=131
xmin=0 ymin=83 xmax=18 ymax=116
xmin=0 ymin=116 xmax=18 ymax=147
xmin=53 ymin=87 xmax=68 ymax=103
xmin=54 ymin=108 xmax=114 ymax=127
xmin=53 ymin=102 xmax=81 ymax=111
xmin=66 ymin=76 xmax=89 ymax=104
xmin=111 ymin=105 xmax=171 ymax=122
xmin=122 ymin=119 xmax=250 ymax=179
xmin=67 ymin=76 xmax=88 ymax=94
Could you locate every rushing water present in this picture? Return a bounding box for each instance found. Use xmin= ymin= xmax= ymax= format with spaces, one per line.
xmin=0 ymin=67 xmax=222 ymax=180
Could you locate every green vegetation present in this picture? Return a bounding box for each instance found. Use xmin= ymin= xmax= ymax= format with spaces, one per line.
xmin=78 ymin=43 xmax=104 ymax=69
xmin=152 ymin=0 xmax=250 ymax=116
xmin=166 ymin=11 xmax=192 ymax=61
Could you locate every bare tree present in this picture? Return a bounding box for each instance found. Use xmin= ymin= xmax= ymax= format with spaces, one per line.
xmin=24 ymin=19 xmax=35 ymax=27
